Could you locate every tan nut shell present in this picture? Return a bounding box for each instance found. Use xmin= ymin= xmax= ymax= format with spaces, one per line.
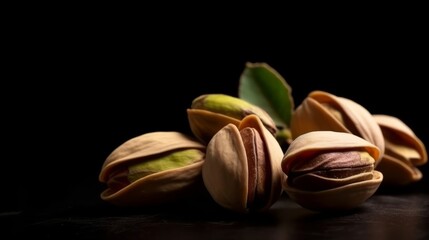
xmin=99 ymin=131 xmax=206 ymax=207
xmin=290 ymin=90 xmax=385 ymax=165
xmin=187 ymin=108 xmax=241 ymax=144
xmin=373 ymin=114 xmax=427 ymax=186
xmin=284 ymin=171 xmax=382 ymax=211
xmin=281 ymin=131 xmax=382 ymax=211
xmin=202 ymin=115 xmax=284 ymax=213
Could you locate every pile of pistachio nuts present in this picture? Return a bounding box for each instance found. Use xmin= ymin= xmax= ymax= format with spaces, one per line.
xmin=99 ymin=64 xmax=427 ymax=213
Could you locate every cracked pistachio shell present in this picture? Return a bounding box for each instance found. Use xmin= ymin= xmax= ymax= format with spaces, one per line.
xmin=373 ymin=114 xmax=428 ymax=186
xmin=290 ymin=90 xmax=385 ymax=165
xmin=187 ymin=94 xmax=277 ymax=144
xmin=99 ymin=131 xmax=206 ymax=207
xmin=202 ymin=114 xmax=284 ymax=213
xmin=281 ymin=131 xmax=383 ymax=211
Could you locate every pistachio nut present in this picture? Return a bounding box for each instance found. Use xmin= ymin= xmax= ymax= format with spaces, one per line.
xmin=373 ymin=114 xmax=428 ymax=186
xmin=281 ymin=131 xmax=383 ymax=211
xmin=202 ymin=114 xmax=284 ymax=213
xmin=99 ymin=131 xmax=206 ymax=207
xmin=290 ymin=90 xmax=385 ymax=166
xmin=187 ymin=94 xmax=277 ymax=144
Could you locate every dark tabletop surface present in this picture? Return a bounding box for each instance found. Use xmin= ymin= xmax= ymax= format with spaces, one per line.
xmin=3 ymin=181 xmax=428 ymax=240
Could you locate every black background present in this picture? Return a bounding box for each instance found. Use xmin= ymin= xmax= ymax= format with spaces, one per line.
xmin=3 ymin=9 xmax=428 ymax=215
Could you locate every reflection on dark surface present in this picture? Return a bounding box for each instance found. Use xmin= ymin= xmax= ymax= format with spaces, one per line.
xmin=3 ymin=182 xmax=429 ymax=240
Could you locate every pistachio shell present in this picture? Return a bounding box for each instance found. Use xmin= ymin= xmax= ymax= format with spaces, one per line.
xmin=187 ymin=94 xmax=277 ymax=144
xmin=202 ymin=114 xmax=284 ymax=213
xmin=290 ymin=90 xmax=385 ymax=165
xmin=375 ymin=154 xmax=422 ymax=186
xmin=282 ymin=131 xmax=380 ymax=174
xmin=287 ymin=150 xmax=376 ymax=191
xmin=281 ymin=131 xmax=382 ymax=211
xmin=187 ymin=108 xmax=241 ymax=144
xmin=99 ymin=131 xmax=206 ymax=207
xmin=127 ymin=149 xmax=204 ymax=182
xmin=373 ymin=114 xmax=427 ymax=186
xmin=101 ymin=162 xmax=204 ymax=206
xmin=289 ymin=171 xmax=375 ymax=191
xmin=283 ymin=171 xmax=383 ymax=211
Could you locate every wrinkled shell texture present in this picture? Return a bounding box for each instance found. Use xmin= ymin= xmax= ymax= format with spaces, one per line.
xmin=202 ymin=115 xmax=284 ymax=213
xmin=281 ymin=131 xmax=383 ymax=211
xmin=374 ymin=114 xmax=428 ymax=186
xmin=99 ymin=131 xmax=206 ymax=207
xmin=290 ymin=90 xmax=385 ymax=165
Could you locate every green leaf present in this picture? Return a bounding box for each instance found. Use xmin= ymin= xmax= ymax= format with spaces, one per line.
xmin=238 ymin=62 xmax=294 ymax=130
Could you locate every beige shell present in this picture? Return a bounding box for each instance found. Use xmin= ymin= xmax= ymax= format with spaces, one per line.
xmin=373 ymin=114 xmax=428 ymax=186
xmin=99 ymin=131 xmax=206 ymax=207
xmin=187 ymin=108 xmax=241 ymax=144
xmin=283 ymin=171 xmax=382 ymax=211
xmin=281 ymin=131 xmax=383 ymax=211
xmin=290 ymin=90 xmax=385 ymax=165
xmin=202 ymin=114 xmax=285 ymax=213
xmin=187 ymin=94 xmax=277 ymax=144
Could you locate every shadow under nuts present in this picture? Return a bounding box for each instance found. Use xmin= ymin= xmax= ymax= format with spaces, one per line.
xmin=202 ymin=114 xmax=284 ymax=213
